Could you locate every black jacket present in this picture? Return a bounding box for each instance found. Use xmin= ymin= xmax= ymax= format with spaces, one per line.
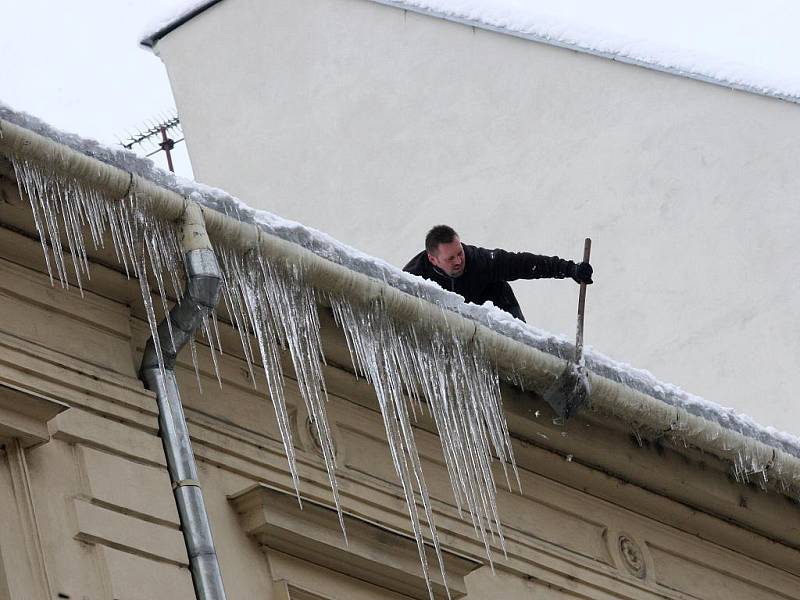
xmin=403 ymin=244 xmax=576 ymax=322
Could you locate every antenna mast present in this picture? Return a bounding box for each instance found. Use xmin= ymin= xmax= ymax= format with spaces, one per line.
xmin=121 ymin=114 xmax=184 ymax=173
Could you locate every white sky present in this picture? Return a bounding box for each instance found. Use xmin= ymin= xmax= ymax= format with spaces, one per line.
xmin=2 ymin=0 xmax=799 ymax=182
xmin=2 ymin=0 xmax=192 ymax=177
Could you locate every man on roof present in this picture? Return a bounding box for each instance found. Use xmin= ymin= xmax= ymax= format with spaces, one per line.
xmin=403 ymin=225 xmax=593 ymax=322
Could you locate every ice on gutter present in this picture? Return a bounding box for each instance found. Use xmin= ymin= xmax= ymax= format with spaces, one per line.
xmin=2 ymin=98 xmax=797 ymax=463
xmin=139 ymin=0 xmax=800 ymax=104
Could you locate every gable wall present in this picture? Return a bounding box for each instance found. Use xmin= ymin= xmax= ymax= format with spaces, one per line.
xmin=155 ymin=0 xmax=800 ymax=434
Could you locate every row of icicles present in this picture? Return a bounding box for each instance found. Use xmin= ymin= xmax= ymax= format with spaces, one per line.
xmin=12 ymin=157 xmax=519 ymax=600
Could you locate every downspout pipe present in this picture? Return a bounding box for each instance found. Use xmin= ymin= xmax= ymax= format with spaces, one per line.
xmin=139 ymin=202 xmax=227 ymax=600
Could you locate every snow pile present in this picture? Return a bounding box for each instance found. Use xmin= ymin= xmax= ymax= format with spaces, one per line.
xmin=140 ymin=0 xmax=800 ymax=103
xmin=1 ymin=99 xmax=799 ymax=462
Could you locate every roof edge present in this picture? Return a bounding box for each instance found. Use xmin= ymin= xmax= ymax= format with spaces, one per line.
xmin=140 ymin=0 xmax=224 ymax=49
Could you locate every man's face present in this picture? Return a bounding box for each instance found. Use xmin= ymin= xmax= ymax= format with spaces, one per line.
xmin=428 ymin=236 xmax=466 ymax=277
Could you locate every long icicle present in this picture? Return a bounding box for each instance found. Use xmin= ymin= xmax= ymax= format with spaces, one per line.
xmin=330 ymin=295 xmax=518 ymax=598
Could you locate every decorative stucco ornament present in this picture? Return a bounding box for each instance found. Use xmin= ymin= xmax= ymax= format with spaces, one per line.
xmin=618 ymin=535 xmax=646 ymax=579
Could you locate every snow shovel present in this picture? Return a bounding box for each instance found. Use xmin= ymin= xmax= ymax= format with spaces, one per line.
xmin=544 ymin=238 xmax=592 ymax=419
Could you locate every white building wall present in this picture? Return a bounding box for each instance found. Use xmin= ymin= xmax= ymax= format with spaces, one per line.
xmin=153 ymin=0 xmax=800 ymax=432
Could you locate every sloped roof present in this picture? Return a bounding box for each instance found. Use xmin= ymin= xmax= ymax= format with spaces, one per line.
xmin=140 ymin=0 xmax=800 ymax=104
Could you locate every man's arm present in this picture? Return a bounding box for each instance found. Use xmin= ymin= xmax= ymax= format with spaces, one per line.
xmin=483 ymin=248 xmax=590 ymax=283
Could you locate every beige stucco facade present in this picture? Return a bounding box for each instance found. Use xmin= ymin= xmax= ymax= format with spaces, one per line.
xmin=1 ymin=158 xmax=800 ymax=599
xmin=151 ymin=0 xmax=800 ymax=434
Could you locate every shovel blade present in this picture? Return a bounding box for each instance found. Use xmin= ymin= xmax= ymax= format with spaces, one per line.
xmin=543 ymin=363 xmax=591 ymax=419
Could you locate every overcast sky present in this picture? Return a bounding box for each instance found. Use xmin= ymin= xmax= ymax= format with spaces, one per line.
xmin=3 ymin=0 xmax=799 ymax=182
xmin=2 ymin=0 xmax=192 ymax=176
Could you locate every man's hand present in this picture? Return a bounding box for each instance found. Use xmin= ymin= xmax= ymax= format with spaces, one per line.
xmin=572 ymin=261 xmax=593 ymax=284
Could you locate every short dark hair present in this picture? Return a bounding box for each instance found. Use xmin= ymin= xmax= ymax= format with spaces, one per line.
xmin=425 ymin=225 xmax=459 ymax=255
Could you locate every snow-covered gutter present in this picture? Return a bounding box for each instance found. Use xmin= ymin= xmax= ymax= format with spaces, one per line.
xmin=0 ymin=106 xmax=798 ymax=503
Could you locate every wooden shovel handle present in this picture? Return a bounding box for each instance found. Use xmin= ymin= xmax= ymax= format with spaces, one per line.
xmin=575 ymin=238 xmax=591 ymax=364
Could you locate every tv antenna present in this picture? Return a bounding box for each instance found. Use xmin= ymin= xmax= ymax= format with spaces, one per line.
xmin=120 ymin=113 xmax=184 ymax=173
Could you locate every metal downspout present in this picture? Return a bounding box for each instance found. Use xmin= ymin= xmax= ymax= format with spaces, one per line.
xmin=139 ymin=202 xmax=227 ymax=600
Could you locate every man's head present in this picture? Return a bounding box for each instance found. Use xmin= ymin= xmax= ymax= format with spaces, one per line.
xmin=425 ymin=225 xmax=465 ymax=277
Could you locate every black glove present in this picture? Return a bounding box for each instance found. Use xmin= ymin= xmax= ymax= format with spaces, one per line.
xmin=572 ymin=261 xmax=593 ymax=284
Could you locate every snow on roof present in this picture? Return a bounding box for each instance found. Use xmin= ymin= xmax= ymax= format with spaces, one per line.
xmin=140 ymin=0 xmax=800 ymax=104
xmin=2 ymin=98 xmax=799 ymax=463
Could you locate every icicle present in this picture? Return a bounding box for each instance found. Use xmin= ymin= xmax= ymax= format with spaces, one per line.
xmin=211 ymin=309 xmax=224 ymax=355
xmin=264 ymin=258 xmax=342 ymax=528
xmin=146 ymin=231 xmax=176 ymax=351
xmin=13 ymin=160 xmax=55 ymax=284
xmin=329 ymin=294 xmax=519 ymax=598
xmin=136 ymin=238 xmax=167 ymax=378
xmin=218 ymin=245 xmax=353 ymax=514
xmin=189 ymin=335 xmax=203 ymax=392
xmin=329 ymin=298 xmax=442 ymax=598
xmin=202 ymin=315 xmax=223 ymax=388
xmin=9 ymin=158 xmax=186 ymax=379
xmin=218 ymin=251 xmax=259 ymax=388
